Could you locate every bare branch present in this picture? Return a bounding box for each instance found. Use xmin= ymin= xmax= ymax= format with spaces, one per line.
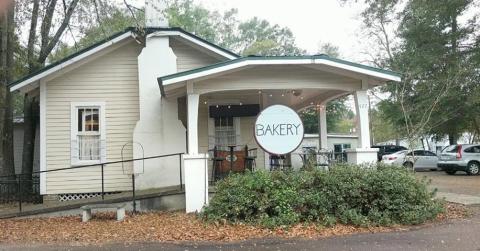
xmin=38 ymin=0 xmax=80 ymax=65
xmin=27 ymin=0 xmax=40 ymax=72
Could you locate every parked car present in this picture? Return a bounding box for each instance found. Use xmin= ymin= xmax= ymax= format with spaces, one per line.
xmin=372 ymin=145 xmax=408 ymax=161
xmin=437 ymin=144 xmax=480 ymax=175
xmin=381 ymin=150 xmax=439 ymax=170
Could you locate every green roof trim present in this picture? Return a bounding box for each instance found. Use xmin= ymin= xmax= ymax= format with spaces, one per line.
xmin=9 ymin=26 xmax=240 ymax=89
xmin=158 ymin=55 xmax=402 ymax=82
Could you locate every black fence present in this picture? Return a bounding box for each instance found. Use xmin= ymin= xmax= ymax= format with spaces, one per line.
xmin=0 ymin=152 xmax=184 ymax=214
xmin=0 ymin=175 xmax=42 ymax=204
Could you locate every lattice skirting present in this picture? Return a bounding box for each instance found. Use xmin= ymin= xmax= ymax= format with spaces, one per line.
xmin=56 ymin=192 xmax=120 ymax=202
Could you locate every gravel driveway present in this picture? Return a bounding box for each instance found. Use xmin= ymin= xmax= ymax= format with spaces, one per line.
xmin=415 ymin=170 xmax=480 ymax=196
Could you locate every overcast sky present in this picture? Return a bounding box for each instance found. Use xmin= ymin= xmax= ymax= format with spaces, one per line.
xmin=194 ymin=0 xmax=369 ymax=62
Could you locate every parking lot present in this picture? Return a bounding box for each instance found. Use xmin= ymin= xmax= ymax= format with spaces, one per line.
xmin=415 ymin=170 xmax=480 ymax=197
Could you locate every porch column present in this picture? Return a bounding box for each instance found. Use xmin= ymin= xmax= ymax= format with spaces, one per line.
xmin=184 ymin=91 xmax=209 ymax=213
xmin=187 ymin=93 xmax=199 ymax=154
xmin=354 ymin=90 xmax=370 ymax=148
xmin=345 ymin=89 xmax=378 ymax=165
xmin=318 ymin=105 xmax=328 ymax=149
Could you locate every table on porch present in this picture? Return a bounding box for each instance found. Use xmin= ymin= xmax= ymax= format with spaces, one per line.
xmin=209 ymin=145 xmax=257 ymax=182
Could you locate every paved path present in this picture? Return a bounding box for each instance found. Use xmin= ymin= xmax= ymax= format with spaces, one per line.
xmin=2 ymin=207 xmax=480 ymax=251
xmin=415 ymin=170 xmax=480 ymax=205
xmin=415 ymin=170 xmax=480 ymax=197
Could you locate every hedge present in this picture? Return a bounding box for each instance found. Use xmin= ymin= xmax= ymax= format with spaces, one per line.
xmin=201 ymin=164 xmax=444 ymax=228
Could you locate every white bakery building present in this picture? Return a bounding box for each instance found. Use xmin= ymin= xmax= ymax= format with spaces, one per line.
xmin=9 ymin=1 xmax=401 ymax=212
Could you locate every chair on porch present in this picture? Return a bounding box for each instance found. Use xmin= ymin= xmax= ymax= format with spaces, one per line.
xmin=316 ymin=148 xmax=332 ymax=170
xmin=244 ymin=146 xmax=257 ymax=171
xmin=269 ymin=155 xmax=291 ymax=171
xmin=208 ymin=146 xmax=226 ymax=183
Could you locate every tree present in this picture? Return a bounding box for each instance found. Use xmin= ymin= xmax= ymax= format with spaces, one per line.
xmin=300 ymin=43 xmax=354 ymax=135
xmin=301 ymin=97 xmax=355 ymax=134
xmin=344 ymin=0 xmax=480 ymax=150
xmin=318 ymin=42 xmax=341 ymax=58
xmin=165 ymin=0 xmax=304 ymax=56
xmin=0 ymin=0 xmax=15 ymax=178
xmin=394 ymin=0 xmax=478 ymax=145
xmin=19 ymin=0 xmax=80 ymax=180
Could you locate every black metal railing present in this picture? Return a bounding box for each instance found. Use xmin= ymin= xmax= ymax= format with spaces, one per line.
xmin=0 ymin=152 xmax=184 ymax=214
xmin=0 ymin=174 xmax=42 ymax=213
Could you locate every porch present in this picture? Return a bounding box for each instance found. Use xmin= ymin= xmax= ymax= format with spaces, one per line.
xmin=185 ymin=89 xmax=355 ymax=181
xmin=157 ymin=55 xmax=401 ymax=212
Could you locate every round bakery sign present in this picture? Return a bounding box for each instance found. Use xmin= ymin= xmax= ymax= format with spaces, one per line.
xmin=254 ymin=105 xmax=304 ymax=155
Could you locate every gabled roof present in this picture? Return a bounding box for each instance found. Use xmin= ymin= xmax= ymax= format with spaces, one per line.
xmin=9 ymin=27 xmax=239 ymax=92
xmin=157 ymin=55 xmax=402 ymax=88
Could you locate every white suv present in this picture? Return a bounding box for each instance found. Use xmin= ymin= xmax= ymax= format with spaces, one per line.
xmin=437 ymin=144 xmax=480 ymax=175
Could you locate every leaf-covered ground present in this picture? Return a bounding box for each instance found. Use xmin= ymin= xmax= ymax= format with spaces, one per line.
xmin=0 ymin=203 xmax=467 ymax=246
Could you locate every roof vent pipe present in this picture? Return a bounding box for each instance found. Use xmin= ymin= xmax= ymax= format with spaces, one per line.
xmin=145 ymin=0 xmax=169 ymax=28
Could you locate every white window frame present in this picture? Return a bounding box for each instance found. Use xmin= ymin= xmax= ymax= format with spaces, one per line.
xmin=70 ymin=102 xmax=106 ymax=166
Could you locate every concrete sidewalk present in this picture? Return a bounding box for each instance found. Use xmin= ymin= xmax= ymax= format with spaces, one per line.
xmin=436 ymin=192 xmax=480 ymax=205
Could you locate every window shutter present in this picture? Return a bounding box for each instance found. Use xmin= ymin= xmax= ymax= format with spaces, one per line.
xmin=100 ymin=139 xmax=107 ymax=162
xmin=71 ymin=139 xmax=79 ymax=164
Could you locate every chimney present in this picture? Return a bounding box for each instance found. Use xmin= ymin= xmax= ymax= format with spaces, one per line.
xmin=145 ymin=0 xmax=169 ymax=28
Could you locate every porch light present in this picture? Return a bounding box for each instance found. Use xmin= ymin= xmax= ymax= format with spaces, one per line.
xmin=300 ymin=96 xmax=304 ymax=100
xmin=269 ymin=94 xmax=273 ymax=97
xmin=203 ymin=101 xmax=208 ymax=105
xmin=258 ymin=90 xmax=262 ymax=94
xmin=281 ymin=93 xmax=285 ymax=97
xmin=239 ymin=102 xmax=243 ymax=106
xmin=228 ymin=105 xmax=231 ymax=109
xmin=216 ymin=105 xmax=219 ymax=108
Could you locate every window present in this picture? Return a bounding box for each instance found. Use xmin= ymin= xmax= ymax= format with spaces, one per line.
xmin=71 ymin=102 xmax=106 ymax=164
xmin=407 ymin=150 xmax=425 ymax=156
xmin=77 ymin=108 xmax=100 ymax=160
xmin=333 ymin=144 xmax=351 ymax=161
xmin=465 ymin=146 xmax=480 ymax=153
xmin=444 ymin=145 xmax=459 ymax=153
xmin=214 ymin=117 xmax=236 ymax=148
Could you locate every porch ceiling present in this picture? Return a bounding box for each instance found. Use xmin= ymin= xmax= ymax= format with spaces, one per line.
xmin=198 ymin=89 xmax=349 ymax=111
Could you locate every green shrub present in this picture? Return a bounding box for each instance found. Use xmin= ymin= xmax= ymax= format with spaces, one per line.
xmin=201 ymin=164 xmax=444 ymax=228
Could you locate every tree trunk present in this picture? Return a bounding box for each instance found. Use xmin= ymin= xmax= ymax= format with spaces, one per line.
xmin=19 ymin=0 xmax=81 ymax=187
xmin=0 ymin=1 xmax=15 ymax=179
xmin=21 ymin=95 xmax=38 ymax=179
xmin=448 ymin=134 xmax=457 ymax=145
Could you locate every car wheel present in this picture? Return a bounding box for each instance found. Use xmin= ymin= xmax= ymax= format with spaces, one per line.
xmin=445 ymin=170 xmax=456 ymax=175
xmin=466 ymin=162 xmax=480 ymax=175
xmin=403 ymin=162 xmax=413 ymax=169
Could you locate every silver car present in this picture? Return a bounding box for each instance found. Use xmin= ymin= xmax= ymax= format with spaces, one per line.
xmin=437 ymin=144 xmax=480 ymax=175
xmin=382 ymin=150 xmax=438 ymax=170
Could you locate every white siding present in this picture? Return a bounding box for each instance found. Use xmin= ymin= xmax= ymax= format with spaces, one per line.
xmin=170 ymin=38 xmax=221 ymax=72
xmin=45 ymin=41 xmax=141 ymax=194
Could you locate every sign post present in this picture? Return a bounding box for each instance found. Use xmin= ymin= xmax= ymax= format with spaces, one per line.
xmin=254 ymin=105 xmax=304 ymax=155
